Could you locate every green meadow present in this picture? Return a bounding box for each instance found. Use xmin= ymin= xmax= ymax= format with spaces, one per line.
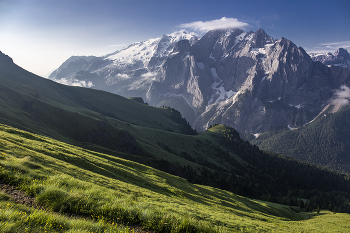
xmin=0 ymin=124 xmax=350 ymax=232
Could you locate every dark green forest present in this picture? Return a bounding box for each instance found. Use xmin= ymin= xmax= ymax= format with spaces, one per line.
xmin=252 ymin=105 xmax=350 ymax=174
xmin=155 ymin=124 xmax=350 ymax=214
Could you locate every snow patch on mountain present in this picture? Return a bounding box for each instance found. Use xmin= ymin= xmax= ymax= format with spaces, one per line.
xmin=56 ymin=78 xmax=94 ymax=88
xmin=141 ymin=71 xmax=157 ymax=78
xmin=209 ymin=52 xmax=216 ymax=61
xmin=289 ymin=104 xmax=302 ymax=109
xmin=197 ymin=62 xmax=205 ymax=69
xmin=250 ymin=48 xmax=266 ymax=55
xmin=209 ymin=68 xmax=236 ymax=104
xmin=254 ymin=133 xmax=261 ymax=138
xmin=287 ymin=125 xmax=296 ymax=130
xmin=104 ymin=30 xmax=198 ymax=69
xmin=234 ymin=32 xmax=247 ymax=45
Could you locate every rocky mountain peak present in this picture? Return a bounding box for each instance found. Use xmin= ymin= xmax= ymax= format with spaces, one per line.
xmin=334 ymin=48 xmax=349 ymax=60
xmin=251 ymin=28 xmax=274 ymax=48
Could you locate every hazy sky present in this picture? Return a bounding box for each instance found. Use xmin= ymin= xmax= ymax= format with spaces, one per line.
xmin=0 ymin=0 xmax=349 ymax=77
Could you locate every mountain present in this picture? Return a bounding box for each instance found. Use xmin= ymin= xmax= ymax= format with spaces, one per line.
xmin=2 ymin=50 xmax=350 ymax=214
xmin=48 ymin=29 xmax=350 ymax=175
xmin=49 ymin=29 xmax=350 ymax=136
xmin=48 ymin=30 xmax=198 ymax=88
xmin=309 ymin=48 xmax=350 ymax=69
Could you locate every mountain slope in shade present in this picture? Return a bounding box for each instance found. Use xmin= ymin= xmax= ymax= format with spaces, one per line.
xmin=252 ymin=102 xmax=350 ymax=173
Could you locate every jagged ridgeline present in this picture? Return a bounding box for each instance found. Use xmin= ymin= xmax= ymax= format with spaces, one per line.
xmin=1 ymin=51 xmax=350 ymax=217
xmin=48 ymin=29 xmax=350 ymax=137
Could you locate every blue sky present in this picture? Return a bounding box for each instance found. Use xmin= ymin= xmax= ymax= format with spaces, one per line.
xmin=0 ymin=0 xmax=349 ymax=77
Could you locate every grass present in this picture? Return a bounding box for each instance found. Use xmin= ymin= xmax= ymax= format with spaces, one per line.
xmin=0 ymin=192 xmax=131 ymax=233
xmin=0 ymin=124 xmax=350 ymax=232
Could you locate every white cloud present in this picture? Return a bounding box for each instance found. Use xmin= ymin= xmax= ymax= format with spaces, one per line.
xmin=55 ymin=78 xmax=94 ymax=88
xmin=319 ymin=41 xmax=350 ymax=50
xmin=141 ymin=72 xmax=157 ymax=78
xmin=116 ymin=73 xmax=130 ymax=79
xmin=306 ymin=41 xmax=350 ymax=54
xmin=179 ymin=17 xmax=249 ymax=33
xmin=332 ymin=85 xmax=350 ymax=106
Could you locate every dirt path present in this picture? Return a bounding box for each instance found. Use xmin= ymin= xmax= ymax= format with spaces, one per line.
xmin=0 ymin=180 xmax=153 ymax=233
xmin=0 ymin=180 xmax=44 ymax=210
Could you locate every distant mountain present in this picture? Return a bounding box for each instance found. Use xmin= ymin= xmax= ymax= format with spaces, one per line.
xmin=48 ymin=30 xmax=198 ymax=88
xmin=49 ymin=29 xmax=350 ymax=135
xmin=309 ymin=48 xmax=350 ymax=69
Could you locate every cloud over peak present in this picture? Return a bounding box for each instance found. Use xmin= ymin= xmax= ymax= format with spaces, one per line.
xmin=306 ymin=41 xmax=350 ymax=54
xmin=179 ymin=17 xmax=249 ymax=33
xmin=332 ymin=85 xmax=350 ymax=109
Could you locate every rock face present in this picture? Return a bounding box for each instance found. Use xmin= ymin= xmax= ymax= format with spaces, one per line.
xmin=49 ymin=29 xmax=350 ymax=137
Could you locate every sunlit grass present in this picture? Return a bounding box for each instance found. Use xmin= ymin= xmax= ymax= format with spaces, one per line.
xmin=0 ymin=123 xmax=350 ymax=232
xmin=0 ymin=193 xmax=131 ymax=233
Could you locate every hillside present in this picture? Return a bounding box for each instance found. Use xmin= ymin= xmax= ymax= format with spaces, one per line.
xmin=1 ymin=123 xmax=350 ymax=232
xmin=252 ymin=103 xmax=350 ymax=173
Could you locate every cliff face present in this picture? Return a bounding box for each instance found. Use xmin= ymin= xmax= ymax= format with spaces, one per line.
xmin=49 ymin=29 xmax=350 ymax=136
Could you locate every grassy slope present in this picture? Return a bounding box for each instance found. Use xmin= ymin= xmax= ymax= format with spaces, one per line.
xmin=1 ymin=124 xmax=350 ymax=232
xmin=0 ymin=60 xmax=244 ymax=176
xmin=0 ymin=192 xmax=130 ymax=233
xmin=0 ymin=57 xmax=191 ymax=136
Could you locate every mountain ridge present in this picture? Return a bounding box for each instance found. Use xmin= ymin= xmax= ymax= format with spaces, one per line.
xmin=47 ymin=29 xmax=350 ymax=173
xmin=49 ymin=29 xmax=350 ymax=136
xmin=310 ymin=48 xmax=350 ymax=69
